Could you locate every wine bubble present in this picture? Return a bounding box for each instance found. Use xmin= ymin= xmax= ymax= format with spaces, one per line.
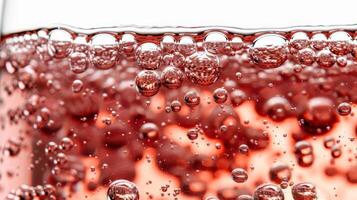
xmin=231 ymin=168 xmax=248 ymax=183
xmin=184 ymin=90 xmax=201 ymax=107
xmin=203 ymin=31 xmax=228 ymax=54
xmin=337 ymin=102 xmax=351 ymax=116
xmin=178 ymin=36 xmax=197 ymax=55
xmin=253 ymin=183 xmax=284 ymax=200
xmin=135 ymin=42 xmax=162 ymax=70
xmin=90 ymin=33 xmax=118 ymax=70
xmin=69 ymin=52 xmax=89 ymax=73
xmin=185 ymin=51 xmax=221 ymax=85
xmin=291 ymin=182 xmax=317 ymax=200
xmin=135 ymin=70 xmax=161 ymax=97
xmin=161 ymin=66 xmax=184 ymax=89
xmin=107 ymin=179 xmax=139 ymax=200
xmin=328 ymin=31 xmax=352 ymax=55
xmin=213 ymin=87 xmax=228 ymax=104
xmin=249 ymin=34 xmax=288 ymax=69
xmin=48 ymin=29 xmax=73 ymax=59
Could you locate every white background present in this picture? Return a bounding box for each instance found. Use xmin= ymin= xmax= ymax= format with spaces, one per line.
xmin=2 ymin=0 xmax=357 ymax=33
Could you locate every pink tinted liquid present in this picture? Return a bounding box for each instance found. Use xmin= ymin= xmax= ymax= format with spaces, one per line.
xmin=0 ymin=26 xmax=357 ymax=200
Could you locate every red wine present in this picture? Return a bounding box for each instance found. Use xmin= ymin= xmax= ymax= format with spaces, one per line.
xmin=1 ymin=25 xmax=357 ymax=200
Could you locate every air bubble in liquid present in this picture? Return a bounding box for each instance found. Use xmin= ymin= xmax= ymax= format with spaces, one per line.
xmin=231 ymin=168 xmax=248 ymax=183
xmin=289 ymin=32 xmax=310 ymax=50
xmin=337 ymin=102 xmax=351 ymax=116
xmin=297 ymin=48 xmax=316 ymax=66
xmin=213 ymin=87 xmax=228 ymax=104
xmin=170 ymin=100 xmax=182 ymax=112
xmin=249 ymin=34 xmax=288 ymax=69
xmin=311 ymin=33 xmax=328 ymax=50
xmin=107 ymin=179 xmax=139 ymax=200
xmin=161 ymin=66 xmax=184 ymax=89
xmin=178 ymin=36 xmax=197 ymax=55
xmin=71 ymin=80 xmax=84 ymax=93
xmin=135 ymin=70 xmax=161 ymax=97
xmin=48 ymin=29 xmax=73 ymax=59
xmin=185 ymin=51 xmax=221 ymax=85
xmin=69 ymin=52 xmax=89 ymax=73
xmin=118 ymin=33 xmax=137 ymax=60
xmin=184 ymin=90 xmax=201 ymax=107
xmin=253 ymin=183 xmax=284 ymax=200
xmin=161 ymin=35 xmax=177 ymax=53
xmin=90 ymin=33 xmax=118 ymax=70
xmin=291 ymin=182 xmax=317 ymax=200
xmin=203 ymin=31 xmax=228 ymax=54
xmin=135 ymin=42 xmax=162 ymax=70
xmin=328 ymin=31 xmax=352 ymax=55
xmin=187 ymin=128 xmax=199 ymax=140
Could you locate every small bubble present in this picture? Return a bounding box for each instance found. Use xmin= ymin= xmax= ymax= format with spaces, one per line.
xmin=185 ymin=52 xmax=221 ymax=85
xmin=72 ymin=80 xmax=84 ymax=93
xmin=329 ymin=31 xmax=352 ymax=55
xmin=178 ymin=36 xmax=197 ymax=55
xmin=203 ymin=31 xmax=228 ymax=54
xmin=289 ymin=32 xmax=310 ymax=50
xmin=135 ymin=43 xmax=162 ymax=70
xmin=48 ymin=29 xmax=73 ymax=58
xmin=317 ymin=49 xmax=335 ymax=68
xmin=239 ymin=144 xmax=249 ymax=154
xmin=107 ymin=179 xmax=139 ymax=200
xmin=187 ymin=128 xmax=199 ymax=140
xmin=69 ymin=52 xmax=89 ymax=73
xmin=231 ymin=168 xmax=248 ymax=183
xmin=311 ymin=33 xmax=328 ymax=50
xmin=90 ymin=33 xmax=118 ymax=70
xmin=184 ymin=90 xmax=200 ymax=107
xmin=331 ymin=145 xmax=342 ymax=158
xmin=161 ymin=35 xmax=177 ymax=53
xmin=253 ymin=183 xmax=284 ymax=200
xmin=291 ymin=182 xmax=316 ymax=200
xmin=161 ymin=66 xmax=184 ymax=89
xmin=213 ymin=88 xmax=228 ymax=104
xmin=118 ymin=33 xmax=137 ymax=59
xmin=135 ymin=70 xmax=161 ymax=97
xmin=337 ymin=102 xmax=351 ymax=116
xmin=249 ymin=34 xmax=288 ymax=69
xmin=323 ymin=136 xmax=335 ymax=149
xmin=297 ymin=48 xmax=315 ymax=66
xmin=269 ymin=163 xmax=291 ymax=183
xmin=170 ymin=100 xmax=182 ymax=112
xmin=60 ymin=137 xmax=74 ymax=151
xmin=139 ymin=122 xmax=159 ymax=141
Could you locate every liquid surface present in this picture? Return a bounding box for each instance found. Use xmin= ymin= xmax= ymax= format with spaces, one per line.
xmin=0 ymin=25 xmax=357 ymax=200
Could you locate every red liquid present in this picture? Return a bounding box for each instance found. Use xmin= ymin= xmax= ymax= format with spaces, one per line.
xmin=0 ymin=26 xmax=357 ymax=200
